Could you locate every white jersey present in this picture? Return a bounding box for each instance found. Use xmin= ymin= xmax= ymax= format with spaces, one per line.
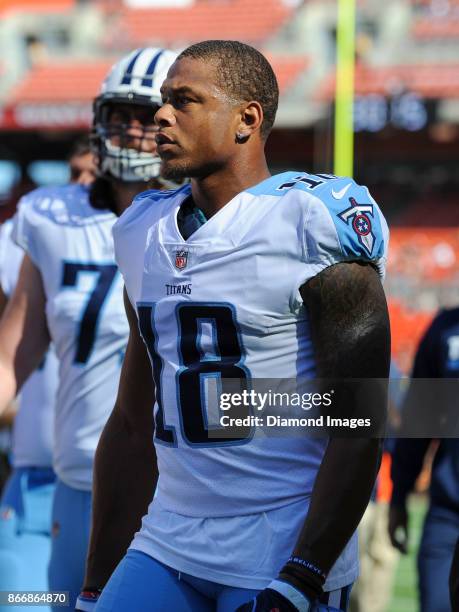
xmin=0 ymin=219 xmax=57 ymax=468
xmin=113 ymin=171 xmax=388 ymax=588
xmin=0 ymin=219 xmax=21 ymax=297
xmin=13 ymin=185 xmax=129 ymax=489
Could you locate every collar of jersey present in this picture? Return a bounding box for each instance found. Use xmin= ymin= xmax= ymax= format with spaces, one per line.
xmin=162 ymin=173 xmax=290 ymax=245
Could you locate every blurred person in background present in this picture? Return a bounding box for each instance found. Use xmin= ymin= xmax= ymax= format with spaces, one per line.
xmin=68 ymin=137 xmax=98 ymax=186
xmin=0 ymin=46 xmax=177 ymax=610
xmin=0 ymin=223 xmax=58 ymax=612
xmin=389 ymin=308 xmax=459 ymax=612
xmin=349 ymin=362 xmax=405 ymax=612
xmin=0 ymin=137 xmax=95 ymax=612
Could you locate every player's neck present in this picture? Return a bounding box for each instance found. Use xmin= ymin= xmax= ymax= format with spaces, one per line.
xmin=191 ymin=159 xmax=270 ymax=218
xmin=112 ymin=182 xmax=149 ymax=216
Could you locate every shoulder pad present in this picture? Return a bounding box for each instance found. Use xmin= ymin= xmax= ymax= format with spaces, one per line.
xmin=16 ymin=184 xmax=100 ymax=227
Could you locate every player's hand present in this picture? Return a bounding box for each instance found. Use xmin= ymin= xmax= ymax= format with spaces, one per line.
xmin=75 ymin=590 xmax=100 ymax=611
xmin=388 ymin=504 xmax=408 ymax=554
xmin=235 ymin=582 xmax=313 ymax=612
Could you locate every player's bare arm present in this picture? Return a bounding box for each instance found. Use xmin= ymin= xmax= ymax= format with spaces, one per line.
xmin=0 ymin=285 xmax=18 ymax=427
xmin=84 ymin=287 xmax=158 ymax=591
xmin=0 ymin=254 xmax=50 ymax=415
xmin=278 ymin=261 xmax=390 ymax=600
xmin=0 ymin=285 xmax=7 ymax=317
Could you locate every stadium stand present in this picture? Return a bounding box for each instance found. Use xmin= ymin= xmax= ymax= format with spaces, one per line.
xmin=0 ymin=0 xmax=75 ymax=14
xmin=386 ymin=228 xmax=459 ymax=370
xmin=0 ymin=54 xmax=307 ymax=131
xmin=413 ymin=19 xmax=459 ymax=40
xmin=102 ymin=0 xmax=297 ymax=49
xmin=7 ymin=61 xmax=113 ymax=103
xmin=319 ymin=64 xmax=459 ymax=99
xmin=6 ymin=55 xmax=307 ymax=104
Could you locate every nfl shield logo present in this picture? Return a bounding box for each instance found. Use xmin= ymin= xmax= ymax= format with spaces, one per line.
xmin=175 ymin=249 xmax=188 ymax=270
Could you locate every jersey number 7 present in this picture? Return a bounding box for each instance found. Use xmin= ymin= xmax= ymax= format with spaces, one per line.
xmin=62 ymin=262 xmax=118 ymax=364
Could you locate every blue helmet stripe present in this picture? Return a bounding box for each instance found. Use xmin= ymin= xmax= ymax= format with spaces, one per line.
xmin=121 ymin=49 xmax=144 ymax=85
xmin=141 ymin=50 xmax=164 ymax=87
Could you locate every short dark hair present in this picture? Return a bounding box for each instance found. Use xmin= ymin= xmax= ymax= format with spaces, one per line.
xmin=178 ymin=40 xmax=279 ymax=139
xmin=68 ymin=135 xmax=91 ymax=161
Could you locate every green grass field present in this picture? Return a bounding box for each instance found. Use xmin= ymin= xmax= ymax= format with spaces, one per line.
xmin=388 ymin=495 xmax=427 ymax=612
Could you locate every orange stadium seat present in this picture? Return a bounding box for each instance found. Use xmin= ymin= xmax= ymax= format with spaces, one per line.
xmin=0 ymin=0 xmax=74 ymax=14
xmin=1 ymin=53 xmax=307 ymax=129
xmin=267 ymin=56 xmax=309 ymax=93
xmin=7 ymin=61 xmax=114 ymax=103
xmin=107 ymin=0 xmax=296 ymax=48
xmin=388 ymin=299 xmax=434 ymax=373
xmin=389 ymin=228 xmax=459 ymax=281
xmin=396 ymin=196 xmax=459 ymax=227
xmin=409 ymin=0 xmax=459 ymax=5
xmin=413 ymin=18 xmax=459 ymax=39
xmin=7 ymin=55 xmax=307 ymax=105
xmin=319 ymin=64 xmax=459 ymax=99
xmin=387 ymin=228 xmax=459 ymax=370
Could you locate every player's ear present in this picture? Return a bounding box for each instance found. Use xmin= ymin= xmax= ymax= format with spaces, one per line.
xmin=235 ymin=101 xmax=264 ymax=143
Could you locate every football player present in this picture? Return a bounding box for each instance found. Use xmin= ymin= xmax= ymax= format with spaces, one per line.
xmin=0 ymin=138 xmax=97 ymax=612
xmin=0 ymin=47 xmax=177 ymax=610
xmin=0 ymin=138 xmax=96 ymax=612
xmin=84 ymin=40 xmax=390 ymax=612
xmin=389 ymin=308 xmax=459 ymax=612
xmin=0 ymin=218 xmax=58 ymax=612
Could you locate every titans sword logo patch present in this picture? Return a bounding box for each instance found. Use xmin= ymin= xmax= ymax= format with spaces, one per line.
xmin=338 ymin=197 xmax=375 ymax=255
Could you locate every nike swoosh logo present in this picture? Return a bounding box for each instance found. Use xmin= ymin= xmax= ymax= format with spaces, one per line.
xmin=331 ymin=183 xmax=352 ymax=200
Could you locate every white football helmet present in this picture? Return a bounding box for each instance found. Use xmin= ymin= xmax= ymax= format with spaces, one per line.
xmin=92 ymin=47 xmax=177 ymax=183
